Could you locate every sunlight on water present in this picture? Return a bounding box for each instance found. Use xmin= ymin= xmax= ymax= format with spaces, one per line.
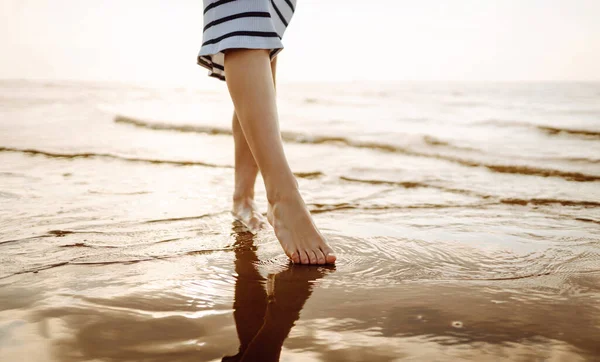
xmin=0 ymin=80 xmax=599 ymax=361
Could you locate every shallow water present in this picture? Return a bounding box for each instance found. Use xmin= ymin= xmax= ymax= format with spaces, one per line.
xmin=0 ymin=80 xmax=599 ymax=361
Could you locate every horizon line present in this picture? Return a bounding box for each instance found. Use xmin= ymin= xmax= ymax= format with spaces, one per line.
xmin=1 ymin=77 xmax=600 ymax=87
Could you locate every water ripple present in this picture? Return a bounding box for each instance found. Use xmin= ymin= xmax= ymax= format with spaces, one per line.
xmin=322 ymin=235 xmax=599 ymax=287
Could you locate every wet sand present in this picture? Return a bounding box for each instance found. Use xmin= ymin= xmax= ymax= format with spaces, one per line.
xmin=1 ymin=80 xmax=599 ymax=361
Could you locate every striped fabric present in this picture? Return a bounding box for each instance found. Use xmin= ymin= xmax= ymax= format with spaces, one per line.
xmin=197 ymin=0 xmax=297 ymax=81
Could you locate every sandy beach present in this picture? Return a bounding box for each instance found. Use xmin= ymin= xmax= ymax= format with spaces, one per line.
xmin=1 ymin=80 xmax=599 ymax=361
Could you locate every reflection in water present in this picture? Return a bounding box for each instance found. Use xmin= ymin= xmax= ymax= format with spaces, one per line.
xmin=224 ymin=226 xmax=332 ymax=362
xmin=5 ymin=230 xmax=599 ymax=360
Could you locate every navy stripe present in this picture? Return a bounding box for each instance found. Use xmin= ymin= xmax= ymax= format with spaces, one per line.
xmin=270 ymin=0 xmax=288 ymax=27
xmin=198 ymin=57 xmax=226 ymax=80
xmin=209 ymin=73 xmax=226 ymax=81
xmin=204 ymin=0 xmax=237 ymax=14
xmin=284 ymin=0 xmax=295 ymax=12
xmin=202 ymin=31 xmax=280 ymax=46
xmin=197 ymin=57 xmax=212 ymax=69
xmin=204 ymin=11 xmax=271 ymax=31
xmin=197 ymin=56 xmax=225 ymax=71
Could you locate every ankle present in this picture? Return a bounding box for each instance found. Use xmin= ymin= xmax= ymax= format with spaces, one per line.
xmin=266 ymin=185 xmax=301 ymax=206
xmin=264 ymin=170 xmax=300 ymax=205
xmin=233 ymin=190 xmax=254 ymax=202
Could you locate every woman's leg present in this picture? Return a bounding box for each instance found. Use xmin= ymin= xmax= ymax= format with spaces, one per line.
xmin=232 ymin=110 xmax=265 ymax=233
xmin=231 ymin=59 xmax=279 ymax=233
xmin=225 ymin=49 xmax=336 ymax=265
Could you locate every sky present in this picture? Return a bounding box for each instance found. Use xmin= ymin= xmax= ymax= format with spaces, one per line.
xmin=1 ymin=0 xmax=599 ymax=86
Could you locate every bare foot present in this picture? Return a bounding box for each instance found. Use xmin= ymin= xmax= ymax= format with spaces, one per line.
xmin=267 ymin=191 xmax=336 ymax=265
xmin=233 ymin=196 xmax=266 ymax=234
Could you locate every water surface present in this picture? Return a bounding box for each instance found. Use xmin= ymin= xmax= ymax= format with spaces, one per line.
xmin=0 ymin=80 xmax=599 ymax=361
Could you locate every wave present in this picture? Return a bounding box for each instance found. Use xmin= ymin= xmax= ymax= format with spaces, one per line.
xmin=339 ymin=176 xmax=428 ymax=189
xmin=0 ymin=262 xmax=71 ymax=279
xmin=48 ymin=230 xmax=74 ymax=237
xmin=548 ymin=156 xmax=600 ymax=165
xmin=480 ymin=119 xmax=600 ymax=140
xmin=422 ymin=135 xmax=478 ymax=152
xmin=0 ymin=146 xmax=323 ymax=180
xmin=482 ymin=164 xmax=599 ymax=182
xmin=88 ymin=189 xmax=151 ymax=195
xmin=115 ymin=116 xmax=600 ymax=182
xmin=422 ymin=153 xmax=600 ymax=182
xmin=1 ymin=229 xmax=82 ymax=245
xmin=0 ymin=146 xmax=230 ymax=168
xmin=500 ymin=198 xmax=600 ymax=207
xmin=144 ymin=211 xmax=226 ymax=224
xmin=115 ymin=115 xmax=234 ymax=136
xmin=339 ymin=176 xmax=599 ymax=208
xmin=338 ymin=176 xmax=491 ymax=199
xmin=307 ymin=202 xmax=487 ymax=214
xmin=3 ymin=144 xmax=598 ymax=184
xmin=575 ymin=217 xmax=600 ymax=225
xmin=293 ymin=171 xmax=324 ymax=179
xmin=0 ymin=247 xmax=230 ymax=280
xmin=116 ymin=115 xmax=470 ymax=152
xmin=538 ymin=125 xmax=600 ymax=138
xmin=60 ymin=243 xmax=118 ymax=248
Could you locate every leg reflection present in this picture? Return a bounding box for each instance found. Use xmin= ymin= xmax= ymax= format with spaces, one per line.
xmin=224 ymin=224 xmax=333 ymax=362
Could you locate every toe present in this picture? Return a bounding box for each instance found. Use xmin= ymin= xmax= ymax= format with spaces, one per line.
xmin=321 ymin=246 xmax=336 ymax=264
xmin=299 ymin=250 xmax=310 ymax=265
xmin=289 ymin=250 xmax=301 ymax=264
xmin=325 ymin=253 xmax=337 ymax=264
xmin=314 ymin=248 xmax=326 ymax=265
xmin=307 ymin=250 xmax=318 ymax=265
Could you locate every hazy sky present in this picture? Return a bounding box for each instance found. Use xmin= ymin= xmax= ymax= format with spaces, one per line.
xmin=1 ymin=0 xmax=599 ymax=85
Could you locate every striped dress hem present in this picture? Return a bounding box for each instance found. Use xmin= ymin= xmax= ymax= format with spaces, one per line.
xmin=197 ymin=0 xmax=296 ymax=81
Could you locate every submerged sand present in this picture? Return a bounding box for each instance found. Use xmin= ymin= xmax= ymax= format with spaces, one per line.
xmin=1 ymin=80 xmax=599 ymax=361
